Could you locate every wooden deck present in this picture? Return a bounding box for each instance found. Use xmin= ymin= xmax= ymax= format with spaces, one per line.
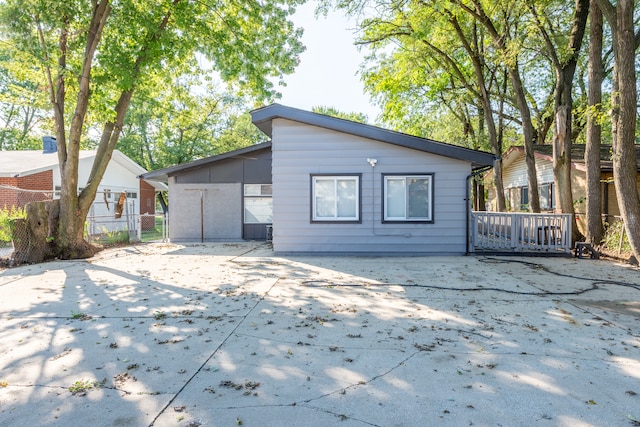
xmin=471 ymin=212 xmax=572 ymax=254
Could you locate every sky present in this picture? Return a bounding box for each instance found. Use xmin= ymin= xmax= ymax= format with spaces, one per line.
xmin=277 ymin=3 xmax=381 ymax=122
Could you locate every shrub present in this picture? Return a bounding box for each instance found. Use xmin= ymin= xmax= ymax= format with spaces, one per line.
xmin=602 ymin=219 xmax=632 ymax=256
xmin=0 ymin=206 xmax=26 ymax=244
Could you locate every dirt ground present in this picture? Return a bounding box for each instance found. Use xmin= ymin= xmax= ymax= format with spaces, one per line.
xmin=0 ymin=242 xmax=639 ymax=427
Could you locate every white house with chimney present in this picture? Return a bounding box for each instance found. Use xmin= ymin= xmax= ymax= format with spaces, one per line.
xmin=0 ymin=137 xmax=166 ymax=234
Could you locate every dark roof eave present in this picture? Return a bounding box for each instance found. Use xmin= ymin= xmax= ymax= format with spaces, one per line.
xmin=251 ymin=104 xmax=495 ymax=168
xmin=139 ymin=141 xmax=272 ymax=182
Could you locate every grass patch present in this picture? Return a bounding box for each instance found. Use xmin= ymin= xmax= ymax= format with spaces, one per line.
xmin=141 ymin=216 xmax=167 ymax=242
xmin=90 ymin=228 xmax=130 ymax=246
xmin=69 ymin=379 xmax=102 ymax=395
xmin=601 ymin=220 xmax=633 ymax=258
xmin=69 ymin=311 xmax=92 ymax=321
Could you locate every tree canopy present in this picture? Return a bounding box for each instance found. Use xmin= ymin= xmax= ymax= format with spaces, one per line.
xmin=325 ymin=0 xmax=639 ymax=259
xmin=312 ymin=105 xmax=368 ymax=123
xmin=0 ymin=0 xmax=305 ymax=259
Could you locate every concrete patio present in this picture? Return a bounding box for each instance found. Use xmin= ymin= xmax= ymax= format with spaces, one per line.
xmin=0 ymin=242 xmax=639 ymax=426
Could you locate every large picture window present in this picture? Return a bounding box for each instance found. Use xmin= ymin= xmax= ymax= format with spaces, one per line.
xmin=311 ymin=175 xmax=360 ymax=222
xmin=383 ymin=174 xmax=433 ymax=222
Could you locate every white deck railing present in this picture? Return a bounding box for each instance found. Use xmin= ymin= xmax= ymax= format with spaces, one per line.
xmin=471 ymin=212 xmax=572 ymax=253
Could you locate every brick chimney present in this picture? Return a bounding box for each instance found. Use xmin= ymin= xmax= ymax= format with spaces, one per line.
xmin=43 ymin=136 xmax=57 ymax=154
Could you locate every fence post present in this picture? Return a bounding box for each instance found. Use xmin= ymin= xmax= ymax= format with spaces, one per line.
xmin=471 ymin=212 xmax=477 ymax=252
xmin=163 ymin=213 xmax=168 ymax=242
xmin=510 ymin=213 xmax=518 ymax=250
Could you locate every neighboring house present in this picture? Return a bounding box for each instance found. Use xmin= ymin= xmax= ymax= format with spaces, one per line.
xmin=0 ymin=137 xmax=166 ymax=233
xmin=142 ymin=104 xmax=495 ymax=255
xmin=485 ymin=144 xmax=640 ymax=230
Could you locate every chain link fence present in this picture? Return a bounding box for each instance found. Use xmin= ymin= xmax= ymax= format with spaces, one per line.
xmin=86 ymin=210 xmax=168 ymax=246
xmin=601 ymin=215 xmax=632 ymax=258
xmin=1 ymin=187 xmax=167 ymax=265
xmin=1 ymin=185 xmax=54 ymax=262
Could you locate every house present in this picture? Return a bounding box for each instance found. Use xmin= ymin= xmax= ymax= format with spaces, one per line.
xmin=142 ymin=104 xmax=495 ymax=254
xmin=0 ymin=137 xmax=167 ymax=233
xmin=484 ymin=144 xmax=640 ymax=231
xmin=140 ymin=142 xmax=273 ymax=241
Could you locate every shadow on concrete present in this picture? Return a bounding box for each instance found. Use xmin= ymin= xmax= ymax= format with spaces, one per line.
xmin=0 ymin=242 xmax=639 ymax=426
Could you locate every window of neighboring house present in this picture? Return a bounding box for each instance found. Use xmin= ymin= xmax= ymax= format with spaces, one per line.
xmin=126 ymin=191 xmax=137 ymax=199
xmin=383 ymin=174 xmax=433 ymax=222
xmin=244 ymin=184 xmax=272 ymax=224
xmin=311 ymin=175 xmax=360 ymax=222
xmin=55 ymin=186 xmax=89 ymax=198
xmin=539 ymin=183 xmax=554 ymax=210
xmin=520 ymin=186 xmax=529 ymax=210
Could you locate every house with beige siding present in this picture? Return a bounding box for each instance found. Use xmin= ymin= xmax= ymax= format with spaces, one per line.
xmin=143 ymin=104 xmax=495 ymax=254
xmin=484 ymin=144 xmax=640 ymax=232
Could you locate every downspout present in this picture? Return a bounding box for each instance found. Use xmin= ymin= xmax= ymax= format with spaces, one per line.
xmin=466 ymin=174 xmax=472 ymax=255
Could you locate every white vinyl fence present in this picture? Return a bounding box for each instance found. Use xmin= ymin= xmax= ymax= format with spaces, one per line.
xmin=471 ymin=212 xmax=572 ymax=253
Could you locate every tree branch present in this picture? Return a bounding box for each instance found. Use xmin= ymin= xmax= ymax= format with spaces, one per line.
xmin=36 ymin=15 xmax=67 ymax=162
xmin=593 ymin=0 xmax=616 ymax=30
xmin=526 ymin=1 xmax=560 ymax=69
xmin=68 ymin=0 xmax=111 ymax=152
xmin=81 ymin=0 xmax=182 ymax=210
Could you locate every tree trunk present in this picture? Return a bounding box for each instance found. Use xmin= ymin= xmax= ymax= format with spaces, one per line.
xmin=550 ymin=0 xmax=589 ymax=245
xmin=510 ymin=66 xmax=541 ymax=213
xmin=585 ymin=0 xmax=604 ymax=245
xmin=552 ymin=100 xmax=575 ymax=219
xmin=610 ymin=0 xmax=640 ymax=262
xmin=493 ymin=159 xmax=506 ymax=211
xmin=12 ymin=201 xmax=60 ymax=263
xmin=54 ymin=198 xmax=95 ymax=259
xmin=476 ymin=180 xmax=486 ymax=211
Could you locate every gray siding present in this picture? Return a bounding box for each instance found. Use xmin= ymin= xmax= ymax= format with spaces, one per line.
xmin=169 ymin=182 xmax=242 ymax=242
xmin=167 ymin=147 xmax=271 ymax=241
xmin=173 ymin=148 xmax=271 ymax=184
xmin=271 ymin=119 xmax=472 ymax=255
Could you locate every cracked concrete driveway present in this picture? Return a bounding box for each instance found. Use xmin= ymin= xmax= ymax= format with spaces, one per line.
xmin=0 ymin=242 xmax=639 ymax=427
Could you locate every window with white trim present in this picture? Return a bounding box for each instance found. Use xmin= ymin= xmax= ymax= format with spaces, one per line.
xmin=244 ymin=184 xmax=272 ymax=224
xmin=311 ymin=175 xmax=360 ymax=222
xmin=383 ymin=174 xmax=433 ymax=222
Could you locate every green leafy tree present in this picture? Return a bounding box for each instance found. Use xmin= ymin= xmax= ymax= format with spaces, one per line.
xmin=0 ymin=47 xmax=51 ymax=149
xmin=331 ymin=0 xmax=535 ymax=211
xmin=0 ymin=0 xmax=304 ymax=259
xmin=216 ymin=112 xmax=267 ymax=152
xmin=117 ymin=66 xmax=263 ymax=171
xmin=312 ymin=106 xmax=368 ymax=123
